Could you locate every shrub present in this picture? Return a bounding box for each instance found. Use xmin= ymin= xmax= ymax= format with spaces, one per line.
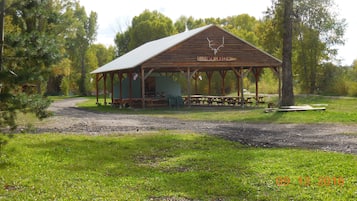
xmin=0 ymin=135 xmax=8 ymax=159
xmin=347 ymin=81 xmax=357 ymax=97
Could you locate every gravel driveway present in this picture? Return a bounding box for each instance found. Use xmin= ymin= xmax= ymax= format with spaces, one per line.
xmin=35 ymin=97 xmax=357 ymax=154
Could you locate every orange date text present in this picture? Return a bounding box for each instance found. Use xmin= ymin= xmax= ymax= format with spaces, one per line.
xmin=275 ymin=176 xmax=344 ymax=187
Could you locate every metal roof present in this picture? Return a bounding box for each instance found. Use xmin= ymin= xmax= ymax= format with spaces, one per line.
xmin=91 ymin=24 xmax=214 ymax=74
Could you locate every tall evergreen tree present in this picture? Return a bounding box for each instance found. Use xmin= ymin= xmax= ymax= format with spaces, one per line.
xmin=0 ymin=0 xmax=64 ymax=129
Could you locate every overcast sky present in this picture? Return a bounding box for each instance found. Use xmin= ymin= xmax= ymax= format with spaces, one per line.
xmin=80 ymin=0 xmax=356 ymax=66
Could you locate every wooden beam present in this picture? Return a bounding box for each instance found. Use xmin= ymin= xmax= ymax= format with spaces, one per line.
xmin=244 ymin=67 xmax=253 ymax=77
xmin=270 ymin=66 xmax=280 ymax=77
xmin=97 ymin=74 xmax=104 ymax=81
xmin=144 ymin=68 xmax=155 ymax=80
xmin=191 ymin=68 xmax=199 ymax=77
xmin=178 ymin=68 xmax=185 ymax=74
xmin=231 ymin=67 xmax=240 ymax=78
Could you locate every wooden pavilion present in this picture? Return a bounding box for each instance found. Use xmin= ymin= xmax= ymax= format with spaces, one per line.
xmin=91 ymin=24 xmax=282 ymax=108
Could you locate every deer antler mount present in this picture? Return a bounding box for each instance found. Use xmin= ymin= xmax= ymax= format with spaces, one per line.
xmin=207 ymin=37 xmax=224 ymax=55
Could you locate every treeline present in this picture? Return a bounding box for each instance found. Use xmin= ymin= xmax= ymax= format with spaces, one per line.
xmin=115 ymin=0 xmax=356 ymax=96
xmin=1 ymin=0 xmax=356 ymax=128
xmin=0 ymin=0 xmax=116 ymax=128
xmin=2 ymin=0 xmax=354 ymax=98
xmin=0 ymin=0 xmax=116 ymax=97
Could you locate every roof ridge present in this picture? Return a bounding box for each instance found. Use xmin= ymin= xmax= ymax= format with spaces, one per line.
xmin=91 ymin=24 xmax=214 ymax=74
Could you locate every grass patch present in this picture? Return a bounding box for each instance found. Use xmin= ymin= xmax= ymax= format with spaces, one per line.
xmin=14 ymin=96 xmax=78 ymax=129
xmin=78 ymin=95 xmax=357 ymax=124
xmin=47 ymin=95 xmax=80 ymax=101
xmin=0 ymin=132 xmax=356 ymax=200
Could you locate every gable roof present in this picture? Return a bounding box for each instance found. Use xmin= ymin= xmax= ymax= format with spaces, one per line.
xmin=91 ymin=24 xmax=281 ymax=74
xmin=91 ymin=25 xmax=213 ymax=74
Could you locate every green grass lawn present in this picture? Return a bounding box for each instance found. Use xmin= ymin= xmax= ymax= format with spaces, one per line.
xmin=78 ymin=95 xmax=357 ymax=124
xmin=5 ymin=95 xmax=356 ymax=200
xmin=0 ymin=132 xmax=356 ymax=200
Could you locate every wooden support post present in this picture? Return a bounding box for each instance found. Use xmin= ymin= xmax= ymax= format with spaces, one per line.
xmin=103 ymin=73 xmax=107 ymax=105
xmin=253 ymin=68 xmax=261 ymax=105
xmin=141 ymin=67 xmax=155 ymax=108
xmin=219 ymin=70 xmax=227 ymax=96
xmin=206 ymin=71 xmax=214 ymax=95
xmin=95 ymin=74 xmax=99 ymax=104
xmin=237 ymin=76 xmax=240 ymax=97
xmin=187 ymin=67 xmax=191 ymax=107
xmin=231 ymin=67 xmax=240 ymax=97
xmin=118 ymin=72 xmax=123 ymax=100
xmin=278 ymin=67 xmax=282 ymax=105
xmin=141 ymin=67 xmax=145 ymax=108
xmin=128 ymin=72 xmax=133 ymax=105
xmin=193 ymin=72 xmax=199 ymax=94
xmin=240 ymin=67 xmax=244 ymax=108
xmin=184 ymin=68 xmax=199 ymax=107
xmin=255 ymin=71 xmax=259 ymax=105
xmin=110 ymin=72 xmax=114 ymax=105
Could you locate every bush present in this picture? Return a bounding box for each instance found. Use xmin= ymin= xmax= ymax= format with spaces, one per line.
xmin=258 ymin=70 xmax=279 ymax=94
xmin=347 ymin=81 xmax=357 ymax=97
xmin=0 ymin=135 xmax=8 ymax=159
xmin=25 ymin=94 xmax=52 ymax=119
xmin=0 ymin=93 xmax=52 ymax=130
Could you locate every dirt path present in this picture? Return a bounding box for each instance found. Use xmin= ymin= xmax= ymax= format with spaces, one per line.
xmin=36 ymin=97 xmax=357 ymax=154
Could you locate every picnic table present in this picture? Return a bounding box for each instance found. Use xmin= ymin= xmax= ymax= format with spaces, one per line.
xmin=183 ymin=95 xmax=265 ymax=106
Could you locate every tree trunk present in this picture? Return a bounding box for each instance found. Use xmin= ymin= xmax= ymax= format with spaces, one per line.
xmin=46 ymin=75 xmax=63 ymax=95
xmin=0 ymin=0 xmax=5 ymax=72
xmin=79 ymin=52 xmax=87 ymax=96
xmin=281 ymin=0 xmax=295 ymax=106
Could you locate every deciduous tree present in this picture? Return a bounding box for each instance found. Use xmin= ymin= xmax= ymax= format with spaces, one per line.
xmin=293 ymin=0 xmax=346 ymax=93
xmin=65 ymin=2 xmax=97 ymax=96
xmin=115 ymin=10 xmax=176 ymax=55
xmin=261 ymin=0 xmax=346 ymax=97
